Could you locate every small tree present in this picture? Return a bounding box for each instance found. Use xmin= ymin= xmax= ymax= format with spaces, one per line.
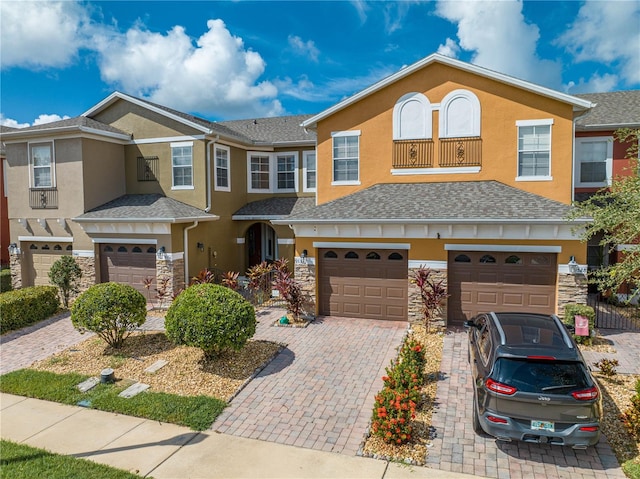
xmin=165 ymin=283 xmax=256 ymax=359
xmin=273 ymin=269 xmax=304 ymax=322
xmin=48 ymin=255 xmax=82 ymax=308
xmin=411 ymin=267 xmax=447 ymax=332
xmin=71 ymin=282 xmax=147 ymax=348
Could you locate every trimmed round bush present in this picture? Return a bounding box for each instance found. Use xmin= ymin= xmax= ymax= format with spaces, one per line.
xmin=71 ymin=282 xmax=147 ymax=348
xmin=165 ymin=283 xmax=256 ymax=359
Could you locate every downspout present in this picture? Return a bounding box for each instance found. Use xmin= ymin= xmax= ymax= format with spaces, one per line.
xmin=205 ymin=135 xmax=219 ymax=213
xmin=183 ymin=220 xmax=199 ymax=285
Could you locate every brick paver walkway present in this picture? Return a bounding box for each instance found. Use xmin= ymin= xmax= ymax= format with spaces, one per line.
xmin=581 ymin=329 xmax=640 ymax=375
xmin=213 ymin=309 xmax=407 ymax=455
xmin=426 ymin=328 xmax=627 ymax=479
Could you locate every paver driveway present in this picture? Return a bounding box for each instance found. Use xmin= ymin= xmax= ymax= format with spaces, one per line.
xmin=427 ymin=328 xmax=627 ymax=479
xmin=213 ymin=309 xmax=407 ymax=455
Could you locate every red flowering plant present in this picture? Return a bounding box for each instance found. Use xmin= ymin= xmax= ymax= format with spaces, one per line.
xmin=370 ymin=339 xmax=425 ymax=445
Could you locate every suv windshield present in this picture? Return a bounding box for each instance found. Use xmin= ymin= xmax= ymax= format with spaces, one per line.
xmin=492 ymin=358 xmax=592 ymax=394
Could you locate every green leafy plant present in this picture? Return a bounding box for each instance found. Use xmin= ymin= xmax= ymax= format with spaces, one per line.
xmin=221 ymin=271 xmax=240 ymax=291
xmin=594 ymin=358 xmax=619 ymax=377
xmin=164 ymin=283 xmax=256 ymax=359
xmin=48 ymin=255 xmax=82 ymax=308
xmin=620 ymin=379 xmax=640 ymax=440
xmin=0 ymin=285 xmax=59 ymax=333
xmin=0 ymin=267 xmax=12 ymax=292
xmin=563 ymin=303 xmax=596 ymax=345
xmin=71 ymin=282 xmax=147 ymax=348
xmin=411 ymin=267 xmax=447 ymax=332
xmin=190 ymin=268 xmax=216 ymax=285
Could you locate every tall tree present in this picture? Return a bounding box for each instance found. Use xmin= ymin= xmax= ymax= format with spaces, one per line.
xmin=569 ymin=128 xmax=640 ymax=299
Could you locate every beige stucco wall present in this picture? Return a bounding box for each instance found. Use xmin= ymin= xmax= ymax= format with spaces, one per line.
xmin=315 ymin=62 xmax=576 ymax=206
xmin=82 ymin=138 xmax=126 ymax=211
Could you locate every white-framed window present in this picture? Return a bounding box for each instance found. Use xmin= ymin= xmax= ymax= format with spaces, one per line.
xmin=439 ymin=89 xmax=481 ymax=138
xmin=214 ymin=144 xmax=231 ymax=192
xmin=516 ymin=119 xmax=553 ymax=181
xmin=171 ymin=141 xmax=193 ymax=189
xmin=303 ymin=151 xmax=316 ymax=192
xmin=332 ymin=131 xmax=360 ymax=185
xmin=575 ymin=136 xmax=613 ymax=187
xmin=247 ymin=151 xmax=299 ymax=193
xmin=393 ymin=92 xmax=432 ymax=140
xmin=29 ymin=142 xmax=54 ymax=188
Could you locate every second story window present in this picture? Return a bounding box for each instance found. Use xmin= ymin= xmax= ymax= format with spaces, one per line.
xmin=303 ymin=151 xmax=316 ymax=192
xmin=171 ymin=142 xmax=193 ymax=189
xmin=247 ymin=152 xmax=298 ymax=193
xmin=215 ymin=145 xmax=231 ymax=192
xmin=30 ymin=142 xmax=54 ymax=188
xmin=277 ymin=154 xmax=296 ymax=191
xmin=332 ymin=131 xmax=360 ymax=184
xmin=575 ymin=136 xmax=612 ymax=187
xmin=249 ymin=154 xmax=271 ymax=191
xmin=516 ymin=119 xmax=553 ymax=180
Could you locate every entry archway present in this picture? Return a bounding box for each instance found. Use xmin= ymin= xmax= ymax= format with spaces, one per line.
xmin=246 ymin=222 xmax=277 ymax=268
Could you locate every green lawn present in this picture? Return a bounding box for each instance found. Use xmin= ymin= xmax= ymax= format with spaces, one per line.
xmin=0 ymin=440 xmax=143 ymax=479
xmin=0 ymin=369 xmax=226 ymax=431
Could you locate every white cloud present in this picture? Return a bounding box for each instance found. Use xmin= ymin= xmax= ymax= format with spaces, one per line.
xmin=556 ymin=1 xmax=640 ymax=87
xmin=383 ymin=1 xmax=417 ymax=34
xmin=565 ymin=73 xmax=620 ymax=95
xmin=0 ymin=114 xmax=29 ymax=128
xmin=288 ymin=35 xmax=320 ymax=62
xmin=350 ymin=0 xmax=369 ymax=24
xmin=437 ymin=38 xmax=460 ymax=58
xmin=0 ymin=113 xmax=70 ymax=128
xmin=0 ymin=0 xmax=90 ymax=70
xmin=92 ymin=19 xmax=283 ymax=119
xmin=434 ymin=0 xmax=562 ymax=88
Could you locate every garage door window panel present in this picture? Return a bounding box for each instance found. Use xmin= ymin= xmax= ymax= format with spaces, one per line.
xmin=505 ymin=255 xmax=522 ymax=264
xmin=345 ymin=251 xmax=359 ymax=259
xmin=324 ymin=250 xmax=338 ymax=259
xmin=455 ymin=254 xmax=471 ymax=262
xmin=389 ymin=252 xmax=403 ymax=260
xmin=366 ymin=252 xmax=381 ymax=260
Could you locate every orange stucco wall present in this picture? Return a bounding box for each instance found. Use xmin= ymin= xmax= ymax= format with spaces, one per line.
xmin=315 ymin=63 xmax=576 ymax=206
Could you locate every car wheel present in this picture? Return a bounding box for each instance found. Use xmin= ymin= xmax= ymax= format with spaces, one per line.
xmin=472 ymin=393 xmax=483 ymax=435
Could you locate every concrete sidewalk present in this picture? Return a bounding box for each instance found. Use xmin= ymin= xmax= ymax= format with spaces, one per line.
xmin=1 ymin=393 xmax=483 ymax=479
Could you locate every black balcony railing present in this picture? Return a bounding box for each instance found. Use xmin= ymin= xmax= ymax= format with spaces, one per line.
xmin=439 ymin=137 xmax=482 ymax=167
xmin=392 ymin=139 xmax=434 ymax=168
xmin=29 ymin=188 xmax=58 ymax=209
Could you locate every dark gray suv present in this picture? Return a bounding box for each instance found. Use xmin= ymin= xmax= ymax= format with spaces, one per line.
xmin=465 ymin=312 xmax=602 ymax=449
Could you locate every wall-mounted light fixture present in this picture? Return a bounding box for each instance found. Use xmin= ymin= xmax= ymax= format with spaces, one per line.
xmin=301 ymin=249 xmax=308 ymax=258
xmin=8 ymin=243 xmax=19 ymax=255
xmin=196 ymin=242 xmax=204 ymax=252
xmin=156 ymin=246 xmax=166 ymax=259
xmin=568 ymin=256 xmax=587 ymax=277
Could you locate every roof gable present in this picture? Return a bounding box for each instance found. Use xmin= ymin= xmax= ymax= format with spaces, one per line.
xmin=302 ymin=53 xmax=594 ymax=129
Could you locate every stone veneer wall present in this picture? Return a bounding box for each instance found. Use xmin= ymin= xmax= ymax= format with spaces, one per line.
xmin=157 ymin=256 xmax=185 ymax=296
xmin=557 ymin=273 xmax=588 ymax=319
xmin=408 ymin=267 xmax=447 ymax=327
xmin=73 ymin=255 xmax=96 ymax=300
xmin=9 ymin=251 xmax=22 ymax=290
xmin=294 ymin=259 xmax=316 ymax=317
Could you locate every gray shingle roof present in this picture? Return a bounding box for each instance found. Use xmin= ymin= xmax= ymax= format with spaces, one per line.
xmin=576 ymin=91 xmax=640 ymax=129
xmin=282 ymin=182 xmax=575 ymax=223
xmin=218 ymin=115 xmax=316 ymax=144
xmin=233 ymin=197 xmax=316 ymax=219
xmin=0 ymin=116 xmax=129 ymax=137
xmin=74 ymin=194 xmax=218 ymax=222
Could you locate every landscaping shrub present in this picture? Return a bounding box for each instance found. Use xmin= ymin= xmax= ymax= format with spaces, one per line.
xmin=411 ymin=267 xmax=447 ymax=333
xmin=370 ymin=338 xmax=425 ymax=445
xmin=0 ymin=286 xmax=59 ymax=333
xmin=0 ymin=268 xmax=12 ymax=292
xmin=165 ymin=283 xmax=256 ymax=359
xmin=620 ymin=378 xmax=640 ymax=440
xmin=563 ymin=303 xmax=595 ymax=345
xmin=71 ymin=282 xmax=147 ymax=348
xmin=48 ymin=255 xmax=82 ymax=308
xmin=594 ymin=358 xmax=619 ymax=377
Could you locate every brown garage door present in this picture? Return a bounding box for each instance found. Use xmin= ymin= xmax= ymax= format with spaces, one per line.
xmin=447 ymin=251 xmax=557 ymax=324
xmin=318 ymin=248 xmax=408 ymax=320
xmin=24 ymin=242 xmax=72 ymax=286
xmin=100 ymin=244 xmax=156 ymax=295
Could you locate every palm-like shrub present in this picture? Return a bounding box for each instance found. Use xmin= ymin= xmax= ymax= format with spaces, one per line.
xmin=71 ymin=282 xmax=147 ymax=348
xmin=48 ymin=255 xmax=82 ymax=308
xmin=165 ymin=283 xmax=256 ymax=359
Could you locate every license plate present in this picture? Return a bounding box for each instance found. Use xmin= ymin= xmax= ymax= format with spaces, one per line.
xmin=531 ymin=420 xmax=554 ymax=432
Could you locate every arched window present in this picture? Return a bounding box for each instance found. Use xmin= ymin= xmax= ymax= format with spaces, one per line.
xmin=30 ymin=244 xmax=38 ymax=250
xmin=366 ymin=252 xmax=381 ymax=260
xmin=505 ymin=255 xmax=522 ymax=264
xmin=454 ymin=254 xmax=471 ymax=263
xmin=324 ymin=250 xmax=338 ymax=259
xmin=393 ymin=92 xmax=432 ymax=140
xmin=103 ymin=245 xmax=113 ymax=252
xmin=147 ymin=246 xmax=156 ymax=254
xmin=53 ymin=245 xmax=62 ymax=250
xmin=345 ymin=251 xmax=359 ymax=259
xmin=439 ymin=89 xmax=481 ymax=138
xmin=132 ymin=246 xmax=142 ymax=253
xmin=531 ymin=255 xmax=550 ymax=265
xmin=118 ymin=246 xmax=127 ymax=253
xmin=388 ymin=252 xmax=403 ymax=260
xmin=480 ymin=254 xmax=496 ymax=264
xmin=42 ymin=244 xmax=50 ymax=250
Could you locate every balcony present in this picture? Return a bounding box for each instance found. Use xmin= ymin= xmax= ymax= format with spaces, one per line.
xmin=392 ymin=140 xmax=434 ymax=168
xmin=439 ymin=137 xmax=482 ymax=167
xmin=29 ymin=188 xmax=58 ymax=209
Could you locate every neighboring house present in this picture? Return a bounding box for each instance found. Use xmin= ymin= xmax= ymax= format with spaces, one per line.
xmin=0 ymin=126 xmax=17 ymax=266
xmin=2 ymin=93 xmax=316 ymax=295
xmin=574 ymin=91 xmax=640 ymax=293
xmin=276 ymin=53 xmax=596 ymax=325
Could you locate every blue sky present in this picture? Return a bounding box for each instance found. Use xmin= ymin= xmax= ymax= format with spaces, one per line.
xmin=1 ymin=0 xmax=639 ymax=127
